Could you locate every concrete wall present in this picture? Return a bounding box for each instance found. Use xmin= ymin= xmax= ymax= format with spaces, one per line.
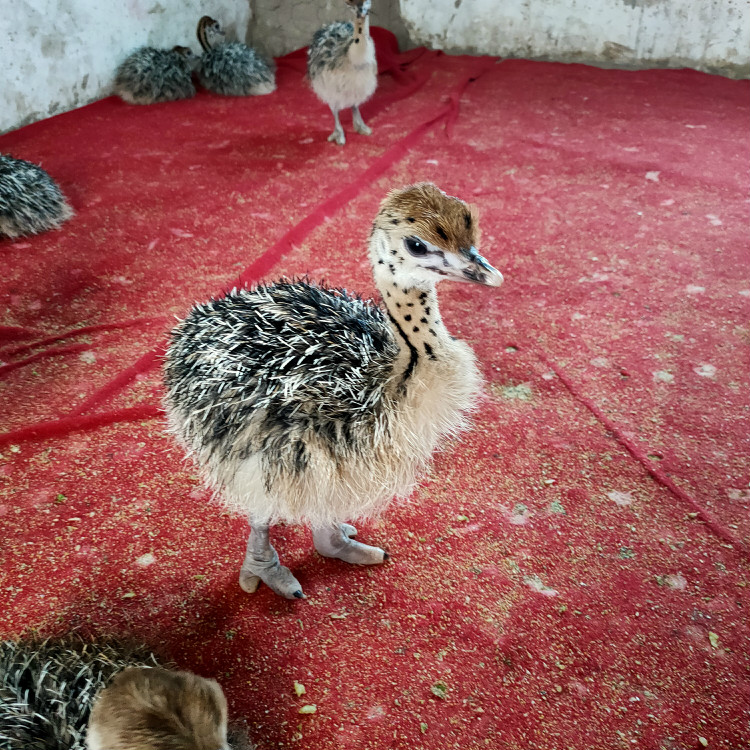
xmin=400 ymin=0 xmax=750 ymax=78
xmin=3 ymin=0 xmax=748 ymax=135
xmin=0 ymin=0 xmax=251 ymax=135
xmin=248 ymin=0 xmax=410 ymax=58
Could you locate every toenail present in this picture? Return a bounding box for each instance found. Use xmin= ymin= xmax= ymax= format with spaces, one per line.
xmin=293 ymin=590 xmax=304 ymax=599
xmin=383 ymin=552 xmax=390 ymax=561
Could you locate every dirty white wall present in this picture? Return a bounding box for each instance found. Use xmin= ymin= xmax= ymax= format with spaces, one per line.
xmin=400 ymin=0 xmax=750 ymax=78
xmin=0 ymin=0 xmax=250 ymax=134
xmin=3 ymin=0 xmax=748 ymax=134
xmin=248 ymin=0 xmax=410 ymax=59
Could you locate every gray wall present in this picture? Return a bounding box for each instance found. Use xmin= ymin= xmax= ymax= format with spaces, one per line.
xmin=400 ymin=0 xmax=749 ymax=78
xmin=0 ymin=0 xmax=251 ymax=135
xmin=2 ymin=0 xmax=748 ymax=135
xmin=248 ymin=0 xmax=410 ymax=58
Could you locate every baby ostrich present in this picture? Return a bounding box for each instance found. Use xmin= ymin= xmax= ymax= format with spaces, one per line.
xmin=196 ymin=17 xmax=276 ymax=96
xmin=164 ymin=183 xmax=503 ymax=600
xmin=0 ymin=153 xmax=73 ymax=238
xmin=0 ymin=637 xmax=252 ymax=750
xmin=307 ymin=0 xmax=377 ymax=145
xmin=114 ymin=46 xmax=199 ymax=105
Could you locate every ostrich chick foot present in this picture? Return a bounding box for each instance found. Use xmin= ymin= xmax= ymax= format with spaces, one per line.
xmin=239 ymin=547 xmax=304 ymax=600
xmin=313 ymin=523 xmax=388 ymax=565
xmin=352 ymin=106 xmax=372 ymax=136
xmin=327 ymin=127 xmax=346 ymax=146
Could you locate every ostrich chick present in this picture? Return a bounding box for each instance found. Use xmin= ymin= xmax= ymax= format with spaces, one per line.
xmin=0 ymin=153 xmax=73 ymax=238
xmin=0 ymin=638 xmax=245 ymax=750
xmin=164 ymin=183 xmax=503 ymax=600
xmin=307 ymin=0 xmax=377 ymax=145
xmin=197 ymin=17 xmax=276 ymax=96
xmin=114 ymin=46 xmax=199 ymax=105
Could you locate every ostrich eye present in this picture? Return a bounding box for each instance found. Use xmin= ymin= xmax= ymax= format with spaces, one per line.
xmin=404 ymin=237 xmax=428 ymax=257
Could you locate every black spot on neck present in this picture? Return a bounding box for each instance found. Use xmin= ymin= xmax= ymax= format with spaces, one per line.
xmin=424 ymin=342 xmax=436 ymax=360
xmin=464 ymin=213 xmax=472 ymax=230
xmin=404 ymin=314 xmax=412 ymax=321
xmin=387 ymin=311 xmax=419 ymax=387
xmin=407 ymin=217 xmax=415 ymax=223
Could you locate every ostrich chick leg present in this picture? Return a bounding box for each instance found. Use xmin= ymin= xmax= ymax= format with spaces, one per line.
xmin=313 ymin=523 xmax=388 ymax=565
xmin=328 ymin=108 xmax=346 ymax=145
xmin=352 ymin=105 xmax=372 ymax=136
xmin=239 ymin=524 xmax=304 ymax=599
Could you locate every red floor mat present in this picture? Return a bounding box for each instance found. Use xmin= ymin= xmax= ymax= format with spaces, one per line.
xmin=1 ymin=30 xmax=748 ymax=750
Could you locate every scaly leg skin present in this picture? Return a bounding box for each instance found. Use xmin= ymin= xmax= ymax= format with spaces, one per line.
xmin=327 ymin=108 xmax=346 ymax=145
xmin=341 ymin=523 xmax=357 ymax=538
xmin=352 ymin=106 xmax=372 ymax=136
xmin=312 ymin=523 xmax=388 ymax=565
xmin=239 ymin=524 xmax=304 ymax=599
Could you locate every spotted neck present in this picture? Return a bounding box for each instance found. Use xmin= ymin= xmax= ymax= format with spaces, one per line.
xmin=370 ymin=229 xmax=450 ymax=387
xmin=349 ymin=16 xmax=371 ymax=62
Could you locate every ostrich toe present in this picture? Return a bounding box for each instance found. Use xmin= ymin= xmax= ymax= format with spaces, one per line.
xmin=327 ymin=127 xmax=346 ymax=146
xmin=239 ymin=548 xmax=304 ymax=599
xmin=313 ymin=524 xmax=388 ymax=565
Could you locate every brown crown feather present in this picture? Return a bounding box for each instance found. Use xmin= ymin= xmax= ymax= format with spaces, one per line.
xmin=89 ymin=667 xmax=228 ymax=750
xmin=376 ymin=183 xmax=479 ymax=254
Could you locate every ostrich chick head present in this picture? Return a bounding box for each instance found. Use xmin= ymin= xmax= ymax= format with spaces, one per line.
xmin=197 ymin=16 xmax=226 ymax=52
xmin=87 ymin=667 xmax=230 ymax=750
xmin=371 ymin=183 xmax=504 ymax=290
xmin=345 ymin=0 xmax=372 ymax=19
xmin=172 ymin=46 xmax=201 ymax=70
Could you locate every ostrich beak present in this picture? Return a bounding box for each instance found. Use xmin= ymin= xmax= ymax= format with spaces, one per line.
xmin=456 ymin=247 xmax=504 ymax=287
xmin=356 ymin=0 xmax=372 ymax=18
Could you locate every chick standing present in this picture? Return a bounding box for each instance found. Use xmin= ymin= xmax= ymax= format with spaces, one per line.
xmin=114 ymin=46 xmax=199 ymax=105
xmin=307 ymin=0 xmax=377 ymax=145
xmin=196 ymin=17 xmax=276 ymax=97
xmin=0 ymin=154 xmax=73 ymax=238
xmin=164 ymin=184 xmax=503 ymax=600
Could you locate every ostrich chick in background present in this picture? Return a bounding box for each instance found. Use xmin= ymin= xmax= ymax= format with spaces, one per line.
xmin=114 ymin=46 xmax=199 ymax=105
xmin=0 ymin=154 xmax=73 ymax=238
xmin=163 ymin=184 xmax=503 ymax=600
xmin=307 ymin=0 xmax=377 ymax=145
xmin=197 ymin=16 xmax=276 ymax=96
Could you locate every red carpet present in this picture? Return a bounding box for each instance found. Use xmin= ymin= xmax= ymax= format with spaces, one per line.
xmin=1 ymin=30 xmax=748 ymax=750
